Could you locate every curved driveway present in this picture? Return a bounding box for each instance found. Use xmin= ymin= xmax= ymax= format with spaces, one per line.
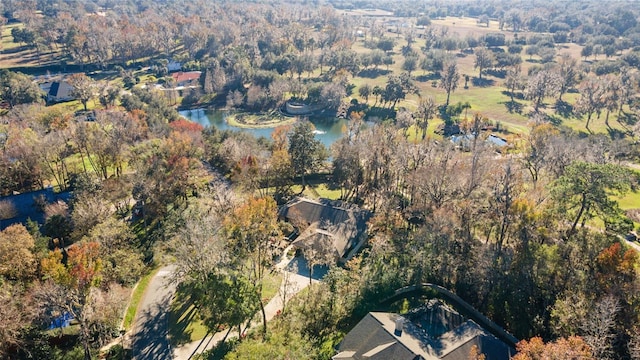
xmin=130 ymin=265 xmax=177 ymax=360
xmin=129 ymin=254 xmax=319 ymax=360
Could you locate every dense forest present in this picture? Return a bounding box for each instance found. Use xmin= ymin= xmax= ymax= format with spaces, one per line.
xmin=1 ymin=0 xmax=640 ymax=359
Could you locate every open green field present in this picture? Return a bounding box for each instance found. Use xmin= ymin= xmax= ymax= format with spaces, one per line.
xmin=345 ymin=16 xmax=631 ymax=137
xmin=0 ymin=23 xmax=63 ymax=68
xmin=1 ymin=23 xmax=23 ymax=51
xmin=293 ymin=180 xmax=343 ymax=200
xmin=618 ymin=191 xmax=640 ymax=211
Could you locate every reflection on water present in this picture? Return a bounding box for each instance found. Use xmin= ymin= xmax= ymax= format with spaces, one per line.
xmin=179 ymin=109 xmax=350 ymax=148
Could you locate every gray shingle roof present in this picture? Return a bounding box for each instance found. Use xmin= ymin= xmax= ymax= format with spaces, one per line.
xmin=280 ymin=197 xmax=371 ymax=261
xmin=335 ymin=300 xmax=514 ymax=360
xmin=335 ymin=313 xmax=424 ymax=360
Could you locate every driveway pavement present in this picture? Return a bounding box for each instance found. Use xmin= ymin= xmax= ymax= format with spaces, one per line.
xmin=129 ymin=265 xmax=177 ymax=360
xmin=127 ymin=247 xmax=322 ymax=360
xmin=173 ymin=247 xmax=319 ymax=359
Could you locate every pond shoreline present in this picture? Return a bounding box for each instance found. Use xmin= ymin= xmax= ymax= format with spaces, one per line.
xmin=180 ymin=108 xmax=355 ymax=149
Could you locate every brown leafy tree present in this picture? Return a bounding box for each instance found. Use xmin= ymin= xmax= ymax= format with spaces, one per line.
xmin=39 ymin=242 xmax=103 ymax=360
xmin=224 ymin=197 xmax=281 ymax=338
xmin=0 ymin=224 xmax=37 ymax=282
xmin=513 ymin=336 xmax=594 ymax=360
xmin=67 ymin=74 xmax=96 ymax=112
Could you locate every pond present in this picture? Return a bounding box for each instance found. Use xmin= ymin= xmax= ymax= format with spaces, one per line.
xmin=179 ymin=109 xmax=351 ymax=149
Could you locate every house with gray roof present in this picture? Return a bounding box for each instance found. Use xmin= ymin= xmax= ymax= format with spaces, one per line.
xmin=334 ymin=299 xmax=514 ymax=360
xmin=42 ymin=80 xmax=75 ymax=103
xmin=279 ymin=197 xmax=371 ymax=264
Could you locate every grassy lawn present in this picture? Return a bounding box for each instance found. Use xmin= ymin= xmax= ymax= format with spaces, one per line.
xmin=123 ymin=267 xmax=160 ymax=331
xmin=287 ymin=179 xmax=342 ymax=201
xmin=0 ymin=23 xmax=63 ymax=68
xmin=617 ymin=191 xmax=640 ymax=211
xmin=1 ymin=23 xmax=23 ymax=51
xmin=349 ymin=39 xmax=535 ymax=135
xmin=168 ymin=271 xmax=283 ymax=346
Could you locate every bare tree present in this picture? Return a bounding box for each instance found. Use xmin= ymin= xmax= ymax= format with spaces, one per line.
xmin=556 ymin=54 xmax=579 ymax=102
xmin=575 ymin=78 xmax=606 ymax=133
xmin=474 ymin=47 xmax=494 ymax=80
xmin=171 ymin=203 xmax=226 ymax=285
xmin=525 ymin=70 xmax=561 ymax=112
xmin=415 ymin=96 xmax=437 ymax=140
xmin=277 ymin=263 xmax=299 ymax=315
xmin=581 ymin=295 xmax=620 ymax=360
xmin=302 ymin=239 xmax=334 ymax=287
xmin=505 ymin=65 xmax=525 ymax=103
xmin=439 ymin=61 xmax=460 ymax=107
xmin=0 ymin=284 xmax=35 ymax=358
xmin=630 ymin=326 xmax=640 ymax=360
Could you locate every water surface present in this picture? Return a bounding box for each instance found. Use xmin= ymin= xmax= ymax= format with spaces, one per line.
xmin=180 ymin=109 xmax=351 ymax=148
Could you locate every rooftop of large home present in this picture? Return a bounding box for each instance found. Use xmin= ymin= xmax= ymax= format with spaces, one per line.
xmin=334 ymin=299 xmax=515 ymax=360
xmin=279 ymin=197 xmax=371 ymax=263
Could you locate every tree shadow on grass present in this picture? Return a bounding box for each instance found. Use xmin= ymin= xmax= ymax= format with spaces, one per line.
xmin=471 ymin=77 xmax=495 ymax=87
xmin=485 ymin=69 xmax=507 ymax=78
xmin=543 ymin=113 xmax=564 ymax=126
xmin=501 ymin=90 xmax=524 ymax=100
xmin=618 ymin=111 xmax=639 ymax=128
xmin=554 ymin=100 xmax=573 ymax=118
xmin=607 ymin=127 xmax=629 ymax=140
xmin=357 ymin=68 xmax=390 ymax=78
xmin=415 ymin=73 xmax=440 ymax=82
xmin=167 ymin=292 xmax=197 ymax=346
xmin=501 ymin=100 xmax=524 ymax=114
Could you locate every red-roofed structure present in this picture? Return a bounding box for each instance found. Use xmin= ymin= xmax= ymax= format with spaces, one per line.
xmin=170 ymin=71 xmax=201 ymax=87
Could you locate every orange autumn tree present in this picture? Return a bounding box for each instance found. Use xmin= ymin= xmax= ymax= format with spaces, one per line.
xmin=512 ymin=336 xmax=594 ymax=360
xmin=468 ymin=344 xmax=486 ymax=360
xmin=595 ymin=242 xmax=638 ymax=296
xmin=41 ymin=242 xmax=102 ymax=360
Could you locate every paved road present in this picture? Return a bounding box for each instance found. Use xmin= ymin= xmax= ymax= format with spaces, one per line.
xmin=130 ymin=265 xmax=177 ymax=360
xmin=127 ymin=248 xmax=321 ymax=360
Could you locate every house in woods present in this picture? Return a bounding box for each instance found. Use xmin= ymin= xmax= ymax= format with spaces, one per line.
xmin=0 ymin=187 xmax=72 ymax=231
xmin=450 ymin=133 xmax=509 ymax=152
xmin=334 ymin=299 xmax=514 ymax=360
xmin=41 ymin=81 xmax=75 ymax=103
xmin=279 ymin=197 xmax=371 ymax=264
xmin=170 ymin=71 xmax=202 ymax=88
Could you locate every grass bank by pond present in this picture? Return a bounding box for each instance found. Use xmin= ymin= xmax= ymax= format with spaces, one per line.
xmin=226 ymin=112 xmax=297 ymax=129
